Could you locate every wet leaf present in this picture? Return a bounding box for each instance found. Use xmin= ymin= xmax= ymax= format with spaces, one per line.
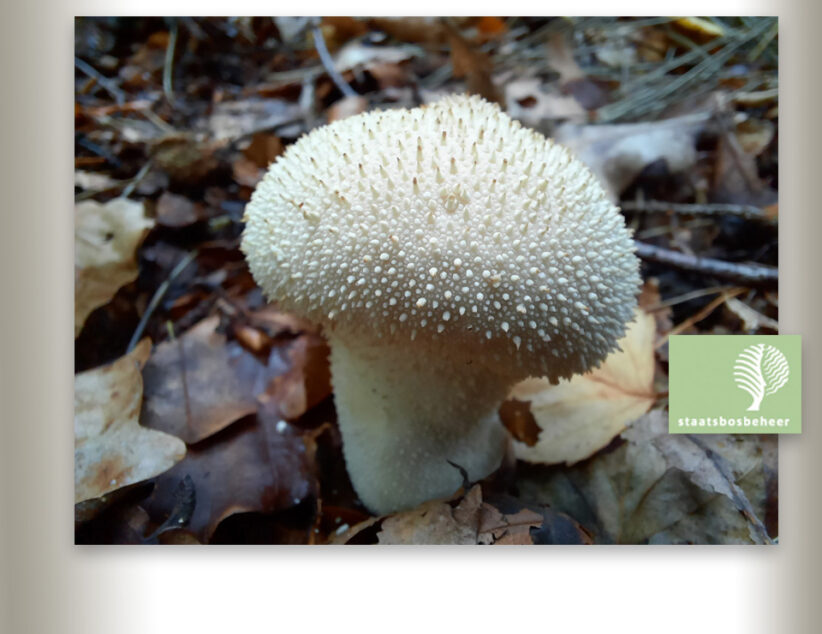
xmin=75 ymin=198 xmax=154 ymax=337
xmin=259 ymin=333 xmax=331 ymax=420
xmin=143 ymin=418 xmax=322 ymax=543
xmin=508 ymin=308 xmax=656 ymax=466
xmin=75 ymin=339 xmax=186 ymax=504
xmin=141 ymin=316 xmax=285 ymax=444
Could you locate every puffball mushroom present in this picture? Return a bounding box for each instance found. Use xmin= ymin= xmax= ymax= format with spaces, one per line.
xmin=241 ymin=94 xmax=641 ymax=515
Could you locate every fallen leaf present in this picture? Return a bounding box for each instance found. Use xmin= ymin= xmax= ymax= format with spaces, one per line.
xmin=377 ymin=494 xmax=479 ymax=545
xmin=208 ymin=99 xmax=302 ymax=141
xmin=334 ymin=41 xmax=418 ymax=72
xmin=155 ymin=191 xmax=203 ymax=227
xmin=326 ymin=95 xmax=368 ymax=122
xmin=141 ymin=316 xmax=286 ymax=444
xmin=735 ymin=118 xmax=775 ymax=157
xmin=475 ymin=16 xmax=507 ymax=41
xmin=713 ymin=122 xmax=777 ymax=207
xmin=75 ymin=198 xmax=154 ymax=337
xmin=75 ymin=170 xmax=119 ymax=191
xmin=553 ymin=113 xmax=710 ymax=200
xmin=445 ymin=20 xmax=500 ymax=103
xmin=260 ymin=334 xmax=332 ymax=420
xmin=143 ymin=417 xmax=321 ymax=542
xmin=499 ymin=398 xmax=541 ymax=447
xmin=546 ymin=32 xmax=584 ymax=83
xmin=508 ymin=308 xmax=656 ymax=466
xmin=506 ymin=78 xmax=587 ymax=128
xmin=242 ymin=132 xmax=284 ymax=167
xmin=75 ymin=339 xmax=186 ymax=504
xmin=333 ymin=484 xmax=590 ymax=545
xmin=365 ymin=17 xmax=447 ymax=46
xmin=150 ymin=134 xmax=220 ymax=184
xmin=232 ymin=156 xmax=265 ymax=187
xmin=516 ymin=410 xmax=776 ymax=544
xmin=477 ymin=503 xmax=543 ymax=545
xmin=674 ymin=17 xmax=725 ymax=39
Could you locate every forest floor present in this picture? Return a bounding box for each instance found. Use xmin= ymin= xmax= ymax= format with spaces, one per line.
xmin=74 ymin=16 xmax=778 ymax=544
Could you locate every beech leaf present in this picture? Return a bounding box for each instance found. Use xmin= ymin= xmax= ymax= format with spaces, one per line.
xmin=507 ymin=308 xmax=656 ymax=466
xmin=75 ymin=198 xmax=154 ymax=337
xmin=74 ymin=339 xmax=186 ymax=504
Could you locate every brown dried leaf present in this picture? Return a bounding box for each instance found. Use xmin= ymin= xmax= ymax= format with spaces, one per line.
xmin=208 ymin=99 xmax=302 ymax=141
xmin=736 ymin=118 xmax=775 ymax=157
xmin=260 ymin=334 xmax=332 ymax=420
xmin=247 ymin=304 xmax=316 ymax=338
xmin=232 ymin=156 xmax=265 ymax=187
xmin=150 ymin=135 xmax=220 ymax=184
xmin=334 ymin=484 xmax=590 ymax=545
xmin=75 ymin=198 xmax=154 ymax=337
xmin=140 ymin=316 xmax=274 ymax=444
xmin=510 ymin=308 xmax=656 ymax=466
xmin=75 ymin=339 xmax=186 ymax=504
xmin=242 ymin=132 xmax=284 ymax=167
xmin=637 ymin=278 xmax=674 ymax=339
xmin=445 ymin=21 xmax=500 ymax=104
xmin=499 ymin=398 xmax=541 ymax=447
xmin=554 ymin=113 xmax=709 ymax=200
xmin=365 ymin=17 xmax=447 ymax=46
xmin=155 ymin=192 xmax=203 ymax=227
xmin=516 ymin=410 xmax=776 ymax=544
xmin=327 ymin=96 xmax=368 ymax=123
xmin=477 ymin=504 xmax=543 ymax=545
xmin=506 ymin=78 xmax=587 ymax=129
xmin=143 ymin=418 xmax=321 ymax=543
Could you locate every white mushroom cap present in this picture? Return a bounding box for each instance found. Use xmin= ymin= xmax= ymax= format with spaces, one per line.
xmin=242 ymin=94 xmax=640 ymax=514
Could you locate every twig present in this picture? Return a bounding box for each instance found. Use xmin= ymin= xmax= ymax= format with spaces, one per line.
xmin=658 ymin=287 xmax=746 ymax=345
xmin=126 ymin=251 xmax=198 ymax=353
xmin=622 ymin=200 xmax=772 ymax=222
xmin=635 ymin=241 xmax=778 ymax=287
xmin=163 ymin=19 xmax=179 ymax=103
xmin=646 ymin=285 xmax=739 ymax=311
xmin=74 ymin=56 xmax=126 ymax=104
xmin=311 ymin=23 xmax=358 ymax=98
xmin=120 ymin=161 xmax=153 ymax=199
xmin=74 ymin=161 xmax=152 ymax=202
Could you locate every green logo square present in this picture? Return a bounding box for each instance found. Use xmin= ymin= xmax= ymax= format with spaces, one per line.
xmin=669 ymin=335 xmax=802 ymax=434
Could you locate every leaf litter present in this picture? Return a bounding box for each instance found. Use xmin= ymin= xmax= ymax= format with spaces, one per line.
xmin=74 ymin=17 xmax=779 ymax=544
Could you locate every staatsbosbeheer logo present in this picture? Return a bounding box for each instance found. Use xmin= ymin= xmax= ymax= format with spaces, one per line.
xmin=733 ymin=343 xmax=790 ymax=411
xmin=669 ymin=335 xmax=801 ymax=434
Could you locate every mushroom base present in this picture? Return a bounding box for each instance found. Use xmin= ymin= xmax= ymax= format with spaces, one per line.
xmin=328 ymin=334 xmax=510 ymax=515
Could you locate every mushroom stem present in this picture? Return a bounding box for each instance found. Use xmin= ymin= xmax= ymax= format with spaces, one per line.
xmin=327 ymin=333 xmax=509 ymax=515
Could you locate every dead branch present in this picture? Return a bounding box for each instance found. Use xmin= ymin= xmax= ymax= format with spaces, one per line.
xmin=622 ymin=200 xmax=772 ymax=222
xmin=634 ymin=241 xmax=778 ymax=287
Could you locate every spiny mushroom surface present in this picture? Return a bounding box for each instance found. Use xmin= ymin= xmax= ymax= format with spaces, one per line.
xmin=242 ymin=94 xmax=641 ymax=514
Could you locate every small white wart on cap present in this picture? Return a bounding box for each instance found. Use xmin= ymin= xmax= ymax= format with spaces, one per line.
xmin=241 ymin=94 xmax=641 ymax=514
